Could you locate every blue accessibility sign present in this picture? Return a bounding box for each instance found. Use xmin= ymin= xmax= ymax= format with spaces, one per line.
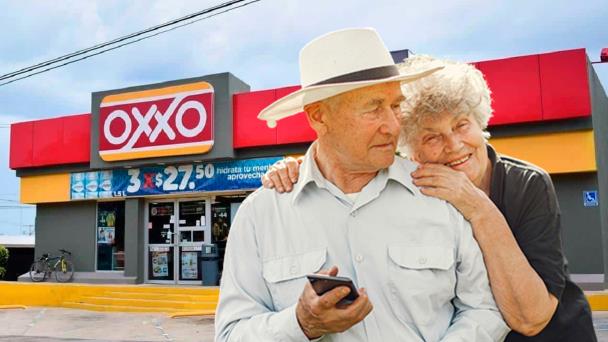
xmin=583 ymin=190 xmax=599 ymax=207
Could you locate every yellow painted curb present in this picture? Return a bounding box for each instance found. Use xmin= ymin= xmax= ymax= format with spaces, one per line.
xmin=168 ymin=310 xmax=216 ymax=318
xmin=586 ymin=293 xmax=608 ymax=311
xmin=0 ymin=281 xmax=219 ymax=313
xmin=0 ymin=305 xmax=26 ymax=310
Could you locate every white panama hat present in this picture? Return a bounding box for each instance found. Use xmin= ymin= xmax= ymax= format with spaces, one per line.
xmin=257 ymin=28 xmax=443 ymax=128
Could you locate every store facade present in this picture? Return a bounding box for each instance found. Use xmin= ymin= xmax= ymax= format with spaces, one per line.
xmin=10 ymin=48 xmax=608 ymax=287
xmin=11 ymin=73 xmax=287 ymax=284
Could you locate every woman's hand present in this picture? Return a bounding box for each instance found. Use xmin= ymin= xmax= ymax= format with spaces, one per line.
xmin=261 ymin=156 xmax=302 ymax=193
xmin=411 ymin=163 xmax=491 ymax=222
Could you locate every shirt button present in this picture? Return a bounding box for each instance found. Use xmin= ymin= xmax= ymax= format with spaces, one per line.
xmin=350 ymin=210 xmax=358 ymax=217
xmin=418 ymin=257 xmax=427 ymax=265
xmin=289 ymin=265 xmax=299 ymax=274
xmin=355 ymin=254 xmax=364 ymax=263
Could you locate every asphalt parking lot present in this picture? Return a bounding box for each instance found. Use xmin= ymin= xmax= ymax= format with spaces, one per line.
xmin=1 ymin=307 xmax=608 ymax=341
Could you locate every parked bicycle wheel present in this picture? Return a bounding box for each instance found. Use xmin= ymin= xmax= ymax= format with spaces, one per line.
xmin=29 ymin=260 xmax=47 ymax=282
xmin=54 ymin=258 xmax=74 ymax=283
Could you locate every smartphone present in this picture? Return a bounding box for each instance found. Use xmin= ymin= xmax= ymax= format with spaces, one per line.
xmin=306 ymin=274 xmax=359 ymax=306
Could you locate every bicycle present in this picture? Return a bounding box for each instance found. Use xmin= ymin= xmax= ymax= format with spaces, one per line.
xmin=29 ymin=249 xmax=74 ymax=283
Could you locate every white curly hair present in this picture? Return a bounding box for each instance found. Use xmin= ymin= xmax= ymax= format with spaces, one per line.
xmin=397 ymin=55 xmax=493 ymax=153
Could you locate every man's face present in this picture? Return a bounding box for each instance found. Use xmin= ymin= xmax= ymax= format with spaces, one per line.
xmin=410 ymin=112 xmax=489 ymax=188
xmin=320 ymin=82 xmax=404 ymax=172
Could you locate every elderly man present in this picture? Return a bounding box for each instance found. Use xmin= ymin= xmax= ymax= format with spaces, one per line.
xmin=215 ymin=28 xmax=509 ymax=341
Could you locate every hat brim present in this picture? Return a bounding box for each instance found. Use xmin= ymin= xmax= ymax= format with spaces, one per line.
xmin=257 ymin=66 xmax=443 ymax=127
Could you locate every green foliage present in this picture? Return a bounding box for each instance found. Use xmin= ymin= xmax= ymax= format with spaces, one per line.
xmin=0 ymin=245 xmax=8 ymax=279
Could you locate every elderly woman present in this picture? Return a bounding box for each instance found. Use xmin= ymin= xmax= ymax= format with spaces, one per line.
xmin=262 ymin=55 xmax=596 ymax=341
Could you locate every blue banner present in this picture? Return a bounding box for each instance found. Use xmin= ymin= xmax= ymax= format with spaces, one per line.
xmin=70 ymin=157 xmax=281 ymax=200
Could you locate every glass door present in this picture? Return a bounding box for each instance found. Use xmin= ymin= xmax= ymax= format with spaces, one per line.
xmin=96 ymin=201 xmax=125 ymax=271
xmin=147 ymin=201 xmax=176 ymax=283
xmin=177 ymin=199 xmax=210 ymax=284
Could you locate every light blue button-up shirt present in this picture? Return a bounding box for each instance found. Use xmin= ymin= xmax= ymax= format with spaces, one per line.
xmin=216 ymin=146 xmax=509 ymax=342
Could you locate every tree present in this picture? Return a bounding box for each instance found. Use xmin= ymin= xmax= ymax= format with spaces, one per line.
xmin=0 ymin=245 xmax=8 ymax=279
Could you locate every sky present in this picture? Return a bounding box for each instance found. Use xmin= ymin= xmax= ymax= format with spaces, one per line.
xmin=0 ymin=0 xmax=607 ymax=235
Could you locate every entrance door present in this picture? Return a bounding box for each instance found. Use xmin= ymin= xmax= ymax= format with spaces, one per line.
xmin=147 ymin=201 xmax=176 ymax=283
xmin=146 ymin=199 xmax=211 ymax=284
xmin=176 ymin=199 xmax=210 ymax=284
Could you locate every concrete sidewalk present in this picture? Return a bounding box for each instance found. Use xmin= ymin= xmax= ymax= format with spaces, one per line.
xmin=2 ymin=307 xmax=608 ymax=341
xmin=0 ymin=307 xmax=214 ymax=342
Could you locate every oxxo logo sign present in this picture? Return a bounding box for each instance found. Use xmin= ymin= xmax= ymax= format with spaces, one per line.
xmin=98 ymin=81 xmax=214 ymax=162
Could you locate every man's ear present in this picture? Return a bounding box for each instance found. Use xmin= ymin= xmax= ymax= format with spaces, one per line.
xmin=304 ymin=102 xmax=328 ymax=136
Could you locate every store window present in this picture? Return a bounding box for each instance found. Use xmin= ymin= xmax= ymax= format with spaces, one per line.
xmin=97 ymin=201 xmax=125 ymax=271
xmin=211 ymin=203 xmax=230 ymax=243
xmin=147 ymin=202 xmax=176 ymax=282
xmin=212 ymin=194 xmax=247 ymax=278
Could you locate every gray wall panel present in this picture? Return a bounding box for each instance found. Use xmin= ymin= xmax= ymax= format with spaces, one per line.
xmin=125 ymin=198 xmax=145 ymax=283
xmin=487 ymin=117 xmax=593 ymax=138
xmin=16 ymin=164 xmax=90 ymax=178
xmin=589 ymin=61 xmax=608 ymax=285
xmin=553 ymin=173 xmax=603 ymax=274
xmin=124 ymin=198 xmax=146 ymax=282
xmin=137 ymin=199 xmax=145 ymax=282
xmin=35 ymin=201 xmax=97 ymax=272
xmin=124 ymin=198 xmax=139 ymax=279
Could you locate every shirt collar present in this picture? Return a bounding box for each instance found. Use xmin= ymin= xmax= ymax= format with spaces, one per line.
xmin=291 ymin=142 xmax=327 ymax=204
xmin=386 ymin=155 xmax=418 ymax=195
xmin=292 ymin=144 xmax=417 ymax=204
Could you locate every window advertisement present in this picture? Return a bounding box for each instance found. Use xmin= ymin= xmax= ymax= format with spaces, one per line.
xmin=150 ymin=247 xmax=171 ymax=278
xmin=97 ymin=202 xmax=125 ymax=271
xmin=180 ymin=247 xmax=202 ymax=281
xmin=70 ymin=157 xmax=281 ymax=200
xmin=72 ymin=171 xmax=114 ymax=199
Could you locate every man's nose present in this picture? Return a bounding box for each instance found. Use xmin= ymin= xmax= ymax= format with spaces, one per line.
xmin=379 ymin=107 xmax=401 ymax=135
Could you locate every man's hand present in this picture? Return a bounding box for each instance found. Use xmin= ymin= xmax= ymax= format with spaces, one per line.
xmin=295 ymin=266 xmax=373 ymax=339
xmin=261 ymin=156 xmax=302 ymax=193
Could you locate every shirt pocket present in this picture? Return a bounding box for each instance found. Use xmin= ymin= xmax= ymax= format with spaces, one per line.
xmin=262 ymin=248 xmax=327 ymax=311
xmin=387 ymin=244 xmax=456 ymax=324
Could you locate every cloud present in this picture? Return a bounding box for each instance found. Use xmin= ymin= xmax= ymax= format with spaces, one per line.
xmin=0 ymin=0 xmax=607 ymax=235
xmin=3 ymin=0 xmax=604 ymax=100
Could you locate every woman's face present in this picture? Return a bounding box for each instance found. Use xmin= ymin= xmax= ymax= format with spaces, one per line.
xmin=409 ymin=112 xmax=490 ymax=189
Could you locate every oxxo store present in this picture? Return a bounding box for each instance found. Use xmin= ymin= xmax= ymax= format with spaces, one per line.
xmin=10 ymin=48 xmax=608 ymax=288
xmin=11 ymin=73 xmax=284 ymax=285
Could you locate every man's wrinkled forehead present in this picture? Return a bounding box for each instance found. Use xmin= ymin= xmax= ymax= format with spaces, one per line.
xmin=328 ymin=81 xmax=404 ymax=108
xmin=362 ymin=94 xmax=406 ymax=106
